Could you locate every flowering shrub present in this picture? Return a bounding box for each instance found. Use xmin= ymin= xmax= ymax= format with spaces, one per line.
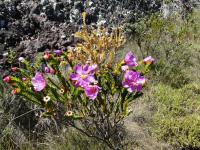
xmin=3 ymin=14 xmax=154 ymax=149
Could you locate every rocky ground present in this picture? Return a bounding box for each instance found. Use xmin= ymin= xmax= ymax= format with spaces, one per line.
xmin=0 ymin=0 xmax=161 ymax=75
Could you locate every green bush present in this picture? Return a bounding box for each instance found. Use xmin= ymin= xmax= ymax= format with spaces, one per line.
xmin=152 ymin=83 xmax=200 ymax=149
xmin=125 ymin=9 xmax=200 ymax=88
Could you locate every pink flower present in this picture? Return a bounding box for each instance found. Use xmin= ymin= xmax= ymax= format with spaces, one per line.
xmin=84 ymin=85 xmax=100 ymax=100
xmin=143 ymin=56 xmax=155 ymax=64
xmin=70 ymin=64 xmax=97 ymax=88
xmin=122 ymin=70 xmax=145 ymax=93
xmin=31 ymin=72 xmax=47 ymax=91
xmin=124 ymin=52 xmax=137 ymax=67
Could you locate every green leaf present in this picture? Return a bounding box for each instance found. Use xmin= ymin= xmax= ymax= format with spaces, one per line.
xmin=49 ymin=86 xmax=64 ymax=102
xmin=122 ymin=100 xmax=129 ymax=116
xmin=121 ymin=88 xmax=128 ymax=100
xmin=72 ymin=115 xmax=83 ymax=120
xmin=18 ymin=92 xmax=41 ymax=106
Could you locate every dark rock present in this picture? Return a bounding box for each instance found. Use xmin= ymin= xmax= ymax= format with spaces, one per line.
xmin=55 ymin=2 xmax=64 ymax=11
xmin=0 ymin=19 xmax=8 ymax=29
xmin=0 ymin=32 xmax=5 ymax=43
xmin=44 ymin=4 xmax=55 ymax=20
xmin=86 ymin=7 xmax=99 ymax=24
xmin=0 ymin=0 xmax=165 ymax=74
xmin=74 ymin=1 xmax=84 ymax=12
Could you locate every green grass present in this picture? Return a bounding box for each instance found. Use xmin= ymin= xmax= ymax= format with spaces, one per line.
xmin=151 ymin=83 xmax=200 ymax=149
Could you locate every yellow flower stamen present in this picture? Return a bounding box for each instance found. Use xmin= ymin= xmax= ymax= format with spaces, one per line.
xmin=80 ymin=74 xmax=87 ymax=79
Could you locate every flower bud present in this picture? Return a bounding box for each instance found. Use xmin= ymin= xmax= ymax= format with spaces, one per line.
xmin=3 ymin=76 xmax=11 ymax=83
xmin=50 ymin=68 xmax=56 ymax=74
xmin=143 ymin=56 xmax=155 ymax=65
xmin=43 ymin=54 xmax=51 ymax=60
xmin=11 ymin=67 xmax=18 ymax=72
xmin=11 ymin=89 xmax=17 ymax=94
xmin=54 ymin=50 xmax=62 ymax=56
xmin=44 ymin=67 xmax=50 ymax=73
xmin=22 ymin=77 xmax=27 ymax=81
xmin=18 ymin=57 xmax=25 ymax=62
xmin=11 ymin=88 xmax=20 ymax=94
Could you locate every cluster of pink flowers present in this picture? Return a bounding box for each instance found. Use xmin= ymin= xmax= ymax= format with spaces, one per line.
xmin=2 ymin=51 xmax=155 ymax=100
xmin=121 ymin=52 xmax=155 ymax=93
xmin=121 ymin=52 xmax=155 ymax=71
xmin=30 ymin=50 xmax=64 ymax=92
xmin=70 ymin=64 xmax=100 ymax=100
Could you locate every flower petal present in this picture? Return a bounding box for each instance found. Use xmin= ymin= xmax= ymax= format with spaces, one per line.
xmin=82 ymin=64 xmax=90 ymax=74
xmin=137 ymin=76 xmax=145 ymax=85
xmin=143 ymin=56 xmax=155 ymax=64
xmin=85 ymin=75 xmax=97 ymax=83
xmin=122 ymin=81 xmax=129 ymax=88
xmin=124 ymin=52 xmax=137 ymax=67
xmin=74 ymin=64 xmax=82 ymax=74
xmin=84 ymin=85 xmax=100 ymax=100
xmin=121 ymin=65 xmax=129 ymax=71
xmin=136 ymin=84 xmax=142 ymax=92
xmin=70 ymin=73 xmax=79 ymax=80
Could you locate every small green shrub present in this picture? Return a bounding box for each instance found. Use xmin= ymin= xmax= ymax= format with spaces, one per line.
xmin=152 ymin=83 xmax=200 ymax=149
